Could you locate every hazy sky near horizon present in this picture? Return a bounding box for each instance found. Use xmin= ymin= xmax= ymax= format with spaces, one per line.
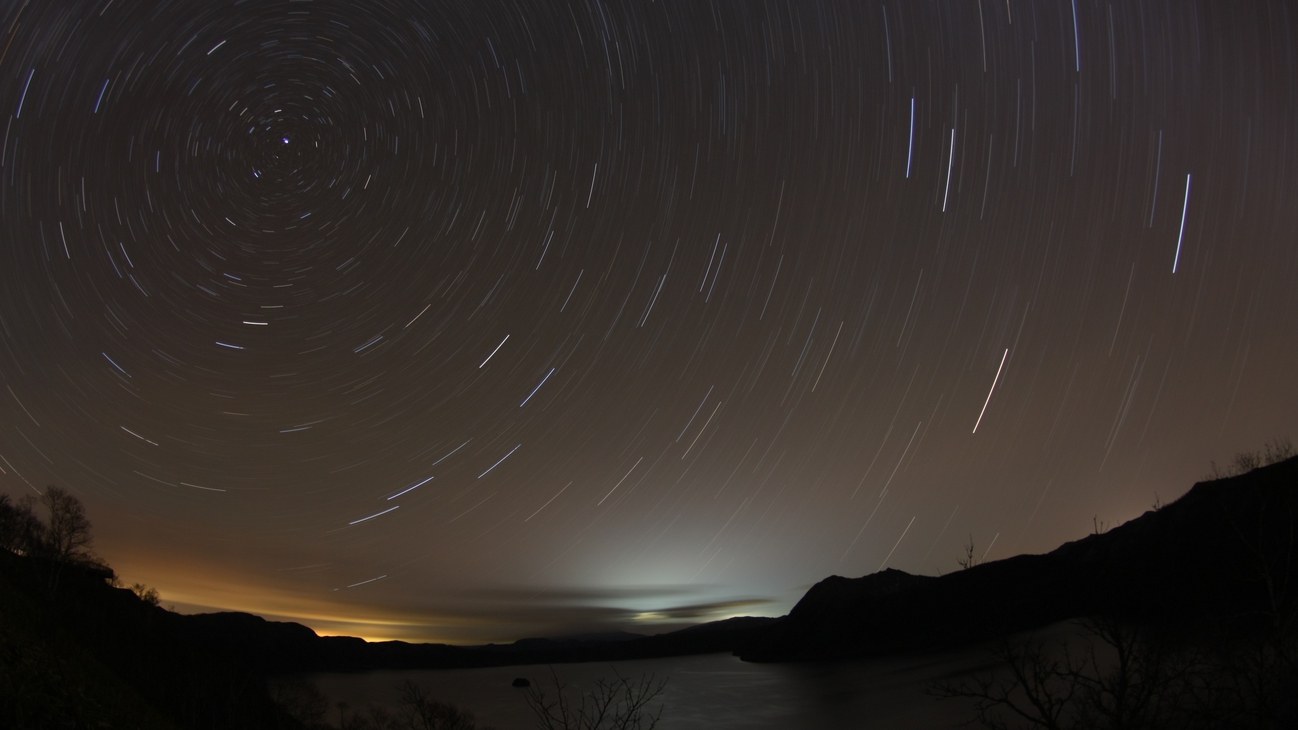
xmin=1 ymin=0 xmax=1295 ymax=644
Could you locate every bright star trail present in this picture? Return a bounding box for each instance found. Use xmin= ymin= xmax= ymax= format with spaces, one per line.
xmin=0 ymin=0 xmax=1295 ymax=645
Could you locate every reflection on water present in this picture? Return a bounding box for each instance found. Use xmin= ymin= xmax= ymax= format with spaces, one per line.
xmin=300 ymin=649 xmax=987 ymax=729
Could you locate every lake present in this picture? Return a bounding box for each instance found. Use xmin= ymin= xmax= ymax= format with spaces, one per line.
xmin=297 ymin=647 xmax=991 ymax=729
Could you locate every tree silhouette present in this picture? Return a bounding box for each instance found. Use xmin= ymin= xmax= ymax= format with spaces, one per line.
xmin=394 ymin=680 xmax=482 ymax=729
xmin=959 ymin=535 xmax=979 ymax=570
xmin=523 ymin=668 xmax=666 ymax=730
xmin=0 ymin=493 xmax=45 ymax=555
xmin=40 ymin=485 xmax=93 ymax=562
xmin=131 ymin=583 xmax=160 ymax=606
xmin=272 ymin=678 xmax=493 ymax=729
xmin=1207 ymin=438 xmax=1295 ymax=480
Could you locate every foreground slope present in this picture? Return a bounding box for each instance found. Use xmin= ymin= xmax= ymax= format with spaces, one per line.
xmin=740 ymin=455 xmax=1298 ymax=661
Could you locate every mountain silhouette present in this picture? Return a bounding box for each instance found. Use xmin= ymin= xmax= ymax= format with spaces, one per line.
xmin=741 ymin=454 xmax=1298 ymax=661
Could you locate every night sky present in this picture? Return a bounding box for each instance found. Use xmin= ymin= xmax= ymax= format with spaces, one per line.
xmin=1 ymin=0 xmax=1295 ymax=644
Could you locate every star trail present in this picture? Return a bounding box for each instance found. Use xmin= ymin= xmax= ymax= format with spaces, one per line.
xmin=1 ymin=0 xmax=1295 ymax=644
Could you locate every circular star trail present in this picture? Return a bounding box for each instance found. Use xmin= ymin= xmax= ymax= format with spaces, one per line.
xmin=1 ymin=0 xmax=1295 ymax=642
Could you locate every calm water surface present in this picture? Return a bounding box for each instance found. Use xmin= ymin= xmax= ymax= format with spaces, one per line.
xmin=300 ymin=648 xmax=990 ymax=729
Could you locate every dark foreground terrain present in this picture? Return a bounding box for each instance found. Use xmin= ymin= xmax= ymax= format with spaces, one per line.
xmin=744 ymin=454 xmax=1298 ymax=661
xmin=3 ymin=455 xmax=1296 ymax=728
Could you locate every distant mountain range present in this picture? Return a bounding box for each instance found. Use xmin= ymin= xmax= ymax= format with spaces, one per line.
xmin=3 ymin=456 xmax=1294 ymax=727
xmin=184 ymin=454 xmax=1298 ymax=669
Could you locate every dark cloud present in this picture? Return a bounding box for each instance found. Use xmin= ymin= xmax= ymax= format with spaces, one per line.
xmin=466 ymin=585 xmax=709 ymax=604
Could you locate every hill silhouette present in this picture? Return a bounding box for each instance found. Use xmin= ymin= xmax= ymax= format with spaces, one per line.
xmin=742 ymin=454 xmax=1298 ymax=661
xmin=0 ymin=550 xmax=297 ymax=729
